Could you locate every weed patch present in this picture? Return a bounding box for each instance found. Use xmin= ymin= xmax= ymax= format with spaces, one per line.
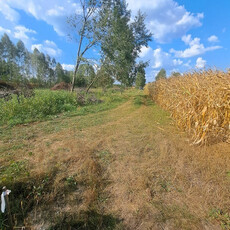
xmin=209 ymin=209 xmax=230 ymax=230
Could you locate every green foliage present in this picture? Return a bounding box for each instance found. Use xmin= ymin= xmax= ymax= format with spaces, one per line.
xmin=171 ymin=71 xmax=181 ymax=77
xmin=75 ymin=64 xmax=96 ymax=87
xmin=209 ymin=209 xmax=230 ymax=229
xmin=0 ymin=90 xmax=78 ymax=125
xmin=66 ymin=175 xmax=77 ymax=188
xmin=155 ymin=68 xmax=167 ymax=81
xmin=135 ymin=72 xmax=146 ymax=89
xmin=99 ymin=1 xmax=152 ymax=86
xmin=0 ymin=33 xmax=68 ymax=87
xmin=0 ymin=160 xmax=29 ymax=183
xmin=94 ymin=64 xmax=114 ymax=89
xmin=56 ymin=62 xmax=71 ymax=84
xmin=133 ymin=95 xmax=144 ymax=107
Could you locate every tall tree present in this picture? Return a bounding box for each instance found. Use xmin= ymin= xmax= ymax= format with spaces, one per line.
xmin=135 ymin=62 xmax=147 ymax=89
xmin=135 ymin=72 xmax=146 ymax=89
xmin=0 ymin=33 xmax=18 ymax=81
xmin=100 ymin=0 xmax=134 ymax=86
xmin=46 ymin=54 xmax=56 ymax=86
xmin=68 ymin=0 xmax=101 ymax=92
xmin=100 ymin=0 xmax=152 ymax=86
xmin=31 ymin=48 xmax=49 ymax=85
xmin=155 ymin=68 xmax=167 ymax=81
xmin=24 ymin=50 xmax=32 ymax=80
xmin=51 ymin=58 xmax=57 ymax=83
xmin=16 ymin=40 xmax=27 ymax=77
xmin=0 ymin=34 xmax=61 ymax=86
xmin=55 ymin=62 xmax=70 ymax=83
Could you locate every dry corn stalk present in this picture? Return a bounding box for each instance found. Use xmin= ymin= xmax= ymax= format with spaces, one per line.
xmin=145 ymin=70 xmax=230 ymax=144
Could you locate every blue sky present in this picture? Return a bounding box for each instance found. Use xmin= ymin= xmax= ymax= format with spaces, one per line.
xmin=0 ymin=0 xmax=229 ymax=82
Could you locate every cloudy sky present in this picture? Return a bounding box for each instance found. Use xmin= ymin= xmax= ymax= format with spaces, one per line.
xmin=0 ymin=0 xmax=229 ymax=82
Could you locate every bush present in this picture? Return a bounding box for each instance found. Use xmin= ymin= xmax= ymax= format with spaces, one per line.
xmin=0 ymin=89 xmax=77 ymax=125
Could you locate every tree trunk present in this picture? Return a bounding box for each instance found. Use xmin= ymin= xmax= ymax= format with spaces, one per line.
xmin=71 ymin=59 xmax=81 ymax=92
xmin=86 ymin=74 xmax=100 ymax=94
xmin=71 ymin=20 xmax=86 ymax=92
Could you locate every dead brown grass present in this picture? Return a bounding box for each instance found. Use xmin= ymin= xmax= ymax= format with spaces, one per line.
xmin=0 ymin=93 xmax=229 ymax=229
xmin=145 ymin=70 xmax=230 ymax=144
xmin=93 ymin=101 xmax=230 ymax=229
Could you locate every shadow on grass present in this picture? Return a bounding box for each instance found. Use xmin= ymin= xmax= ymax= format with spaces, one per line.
xmin=51 ymin=210 xmax=122 ymax=230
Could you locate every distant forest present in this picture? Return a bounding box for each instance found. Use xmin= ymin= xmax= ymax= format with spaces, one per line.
xmin=0 ymin=33 xmax=74 ymax=87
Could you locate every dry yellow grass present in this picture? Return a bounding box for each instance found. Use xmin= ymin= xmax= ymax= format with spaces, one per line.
xmin=0 ymin=91 xmax=229 ymax=229
xmin=145 ymin=70 xmax=230 ymax=144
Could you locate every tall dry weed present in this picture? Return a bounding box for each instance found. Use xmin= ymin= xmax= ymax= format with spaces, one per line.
xmin=145 ymin=70 xmax=230 ymax=144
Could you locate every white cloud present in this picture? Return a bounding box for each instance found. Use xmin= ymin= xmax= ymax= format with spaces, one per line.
xmin=31 ymin=44 xmax=42 ymax=51
xmin=62 ymin=64 xmax=75 ymax=71
xmin=1 ymin=0 xmax=203 ymax=46
xmin=1 ymin=0 xmax=81 ymax=36
xmin=44 ymin=40 xmax=56 ymax=47
xmin=0 ymin=26 xmax=11 ymax=34
xmin=0 ymin=1 xmax=19 ymax=22
xmin=184 ymin=60 xmax=192 ymax=68
xmin=208 ymin=35 xmax=219 ymax=43
xmin=182 ymin=34 xmax=192 ymax=45
xmin=195 ymin=57 xmax=206 ymax=69
xmin=173 ymin=59 xmax=183 ymax=65
xmin=152 ymin=48 xmax=171 ymax=68
xmin=14 ymin=25 xmax=36 ymax=43
xmin=139 ymin=46 xmax=184 ymax=70
xmin=47 ymin=7 xmax=65 ymax=17
xmin=127 ymin=0 xmax=203 ymax=43
xmin=31 ymin=40 xmax=62 ymax=57
xmin=140 ymin=46 xmax=152 ymax=58
xmin=170 ymin=68 xmax=178 ymax=72
xmin=170 ymin=34 xmax=222 ymax=58
xmin=138 ymin=46 xmax=186 ymax=82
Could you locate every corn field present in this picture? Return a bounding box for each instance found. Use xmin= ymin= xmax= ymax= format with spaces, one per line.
xmin=145 ymin=70 xmax=230 ymax=144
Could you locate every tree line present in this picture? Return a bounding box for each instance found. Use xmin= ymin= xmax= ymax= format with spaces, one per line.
xmin=0 ymin=0 xmax=152 ymax=90
xmin=0 ymin=33 xmax=74 ymax=87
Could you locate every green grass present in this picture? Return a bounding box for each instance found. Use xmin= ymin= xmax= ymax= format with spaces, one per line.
xmin=0 ymin=88 xmax=135 ymax=127
xmin=0 ymin=89 xmax=78 ymax=126
xmin=209 ymin=209 xmax=230 ymax=230
xmin=0 ymin=160 xmax=29 ymax=184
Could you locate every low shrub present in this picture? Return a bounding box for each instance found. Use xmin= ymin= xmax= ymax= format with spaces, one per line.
xmin=0 ymin=90 xmax=77 ymax=125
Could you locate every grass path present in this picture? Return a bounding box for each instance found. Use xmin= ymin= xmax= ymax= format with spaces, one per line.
xmin=0 ymin=92 xmax=229 ymax=229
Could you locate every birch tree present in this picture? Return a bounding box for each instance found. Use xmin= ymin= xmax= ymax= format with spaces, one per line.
xmin=68 ymin=0 xmax=101 ymax=92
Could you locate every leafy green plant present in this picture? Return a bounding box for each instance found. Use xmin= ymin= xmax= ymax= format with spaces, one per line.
xmin=209 ymin=209 xmax=230 ymax=229
xmin=0 ymin=89 xmax=78 ymax=125
xmin=0 ymin=160 xmax=29 ymax=183
xmin=66 ymin=176 xmax=77 ymax=187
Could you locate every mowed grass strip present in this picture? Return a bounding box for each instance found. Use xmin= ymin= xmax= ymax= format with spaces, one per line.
xmin=0 ymin=89 xmax=229 ymax=229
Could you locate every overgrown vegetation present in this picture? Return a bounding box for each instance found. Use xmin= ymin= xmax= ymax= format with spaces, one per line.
xmin=0 ymin=87 xmax=133 ymax=126
xmin=0 ymin=90 xmax=77 ymax=125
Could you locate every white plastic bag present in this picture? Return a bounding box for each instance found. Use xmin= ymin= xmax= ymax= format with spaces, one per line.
xmin=1 ymin=190 xmax=11 ymax=213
